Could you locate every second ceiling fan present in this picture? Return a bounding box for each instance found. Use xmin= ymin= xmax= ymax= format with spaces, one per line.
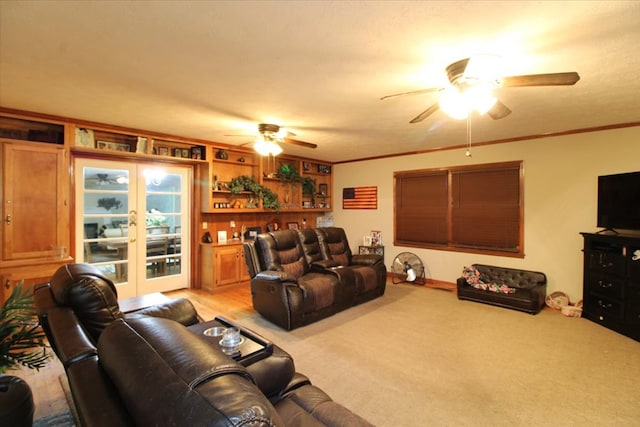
xmin=381 ymin=56 xmax=580 ymax=123
xmin=229 ymin=123 xmax=317 ymax=156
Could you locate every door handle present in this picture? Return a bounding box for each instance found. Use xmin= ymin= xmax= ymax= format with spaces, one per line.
xmin=4 ymin=214 xmax=10 ymax=224
xmin=129 ymin=210 xmax=137 ymax=227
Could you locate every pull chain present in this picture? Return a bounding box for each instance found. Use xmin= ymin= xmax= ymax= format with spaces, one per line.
xmin=465 ymin=113 xmax=472 ymax=157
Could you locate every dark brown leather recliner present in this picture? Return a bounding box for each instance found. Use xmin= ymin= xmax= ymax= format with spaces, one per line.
xmin=249 ymin=229 xmax=342 ymax=330
xmin=314 ymin=227 xmax=386 ymax=304
xmin=33 ymin=263 xmax=202 ymax=427
xmin=245 ymin=228 xmax=387 ymax=330
xmin=35 ymin=263 xmax=374 ymax=426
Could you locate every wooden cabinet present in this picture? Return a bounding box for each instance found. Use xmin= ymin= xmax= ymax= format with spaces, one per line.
xmin=0 ymin=265 xmax=61 ymax=303
xmin=1 ymin=116 xmax=71 ymax=303
xmin=201 ymin=242 xmax=250 ymax=291
xmin=581 ymin=232 xmax=640 ymax=342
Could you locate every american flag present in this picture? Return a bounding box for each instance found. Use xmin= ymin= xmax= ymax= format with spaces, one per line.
xmin=342 ymin=186 xmax=377 ymax=209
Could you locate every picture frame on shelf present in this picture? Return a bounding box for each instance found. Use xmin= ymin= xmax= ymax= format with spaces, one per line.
xmin=181 ymin=148 xmax=190 ymax=158
xmin=302 ymin=161 xmax=311 ymax=172
xmin=74 ymin=128 xmax=95 ymax=148
xmin=217 ymin=230 xmax=228 ymax=244
xmin=96 ymin=140 xmax=131 ymax=152
xmin=287 ymin=222 xmax=300 ymax=231
xmin=317 ymin=164 xmax=331 ymax=174
xmin=190 ymin=146 xmax=203 ymax=160
xmin=363 ymin=235 xmax=372 ymax=246
xmin=318 ymin=183 xmax=328 ymax=196
xmin=157 ymin=145 xmax=169 ymax=156
xmin=173 ymin=148 xmax=183 ymax=158
xmin=267 ymin=218 xmax=282 ymax=232
xmin=370 ymin=230 xmax=382 ymax=246
xmin=135 ymin=136 xmax=148 ymax=154
xmin=243 ymin=226 xmax=262 ymax=241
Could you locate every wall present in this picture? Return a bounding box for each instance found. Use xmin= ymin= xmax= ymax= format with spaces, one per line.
xmin=332 ymin=126 xmax=640 ymax=300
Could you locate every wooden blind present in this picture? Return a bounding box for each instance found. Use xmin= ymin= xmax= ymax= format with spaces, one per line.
xmin=394 ymin=161 xmax=523 ymax=256
xmin=395 ymin=171 xmax=448 ymax=246
xmin=451 ymin=166 xmax=520 ymax=251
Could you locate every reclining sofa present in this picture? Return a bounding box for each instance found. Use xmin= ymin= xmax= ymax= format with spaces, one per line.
xmin=244 ymin=227 xmax=386 ymax=330
xmin=34 ymin=263 xmax=373 ymax=426
xmin=456 ymin=263 xmax=547 ymax=314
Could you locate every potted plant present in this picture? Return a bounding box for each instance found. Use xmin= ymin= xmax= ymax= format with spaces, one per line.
xmin=275 ymin=164 xmax=303 ymax=186
xmin=0 ymin=281 xmax=51 ymax=426
xmin=228 ymin=175 xmax=281 ymax=211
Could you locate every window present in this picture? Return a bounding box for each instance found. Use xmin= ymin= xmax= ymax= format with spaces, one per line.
xmin=394 ymin=161 xmax=523 ymax=257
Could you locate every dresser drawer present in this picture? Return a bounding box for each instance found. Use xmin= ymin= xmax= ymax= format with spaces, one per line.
xmin=588 ymin=274 xmax=624 ymax=299
xmin=585 ymin=295 xmax=624 ymax=322
xmin=589 ymin=252 xmax=625 ymax=276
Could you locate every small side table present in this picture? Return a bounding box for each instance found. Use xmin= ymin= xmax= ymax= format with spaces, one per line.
xmin=359 ymin=245 xmax=384 ymax=256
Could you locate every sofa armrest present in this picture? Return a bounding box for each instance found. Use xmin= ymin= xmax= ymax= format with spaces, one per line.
xmin=127 ymin=298 xmax=200 ymax=326
xmin=246 ymin=344 xmax=296 ymax=398
xmin=310 ymin=259 xmax=342 ymax=269
xmin=255 ymin=270 xmax=298 ymax=283
xmin=47 ymin=307 xmax=97 ymax=368
xmin=351 ymin=254 xmax=383 ymax=266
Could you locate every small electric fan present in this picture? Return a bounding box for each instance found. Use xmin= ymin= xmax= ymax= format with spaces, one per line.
xmin=390 ymin=252 xmax=426 ymax=285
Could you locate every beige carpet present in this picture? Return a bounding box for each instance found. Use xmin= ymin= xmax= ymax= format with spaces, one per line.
xmin=236 ymin=284 xmax=640 ymax=426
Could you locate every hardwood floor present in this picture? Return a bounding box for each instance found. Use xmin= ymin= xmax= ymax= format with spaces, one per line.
xmin=166 ymin=283 xmax=256 ymax=321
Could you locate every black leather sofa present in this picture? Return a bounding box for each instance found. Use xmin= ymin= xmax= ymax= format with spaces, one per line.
xmin=456 ymin=264 xmax=547 ymax=314
xmin=34 ymin=263 xmax=373 ymax=426
xmin=243 ymin=227 xmax=386 ymax=330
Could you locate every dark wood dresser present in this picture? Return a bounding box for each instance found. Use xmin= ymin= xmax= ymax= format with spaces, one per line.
xmin=581 ymin=232 xmax=640 ymax=342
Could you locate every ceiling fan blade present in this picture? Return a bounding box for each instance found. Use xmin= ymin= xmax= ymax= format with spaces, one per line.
xmin=487 ymin=100 xmax=512 ymax=120
xmin=446 ymin=58 xmax=470 ymax=84
xmin=380 ymin=87 xmax=441 ymax=101
xmin=409 ymin=103 xmax=440 ymax=124
xmin=283 ymin=138 xmax=317 ymax=149
xmin=500 ymin=72 xmax=580 ymax=87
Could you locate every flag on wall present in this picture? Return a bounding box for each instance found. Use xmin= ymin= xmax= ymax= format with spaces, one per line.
xmin=342 ymin=186 xmax=377 ymax=209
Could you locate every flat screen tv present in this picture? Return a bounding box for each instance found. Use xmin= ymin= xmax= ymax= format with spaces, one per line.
xmin=597 ymin=171 xmax=640 ymax=231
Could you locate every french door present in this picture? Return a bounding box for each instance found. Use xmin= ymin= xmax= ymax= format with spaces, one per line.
xmin=74 ymin=158 xmax=191 ymax=299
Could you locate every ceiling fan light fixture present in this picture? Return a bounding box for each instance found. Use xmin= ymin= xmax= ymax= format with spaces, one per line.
xmin=438 ymin=84 xmax=497 ymax=119
xmin=438 ymin=87 xmax=468 ymax=120
xmin=466 ymin=84 xmax=497 ymax=115
xmin=254 ymin=134 xmax=283 ymax=156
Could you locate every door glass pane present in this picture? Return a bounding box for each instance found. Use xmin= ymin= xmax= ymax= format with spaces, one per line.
xmin=82 ymin=167 xmax=130 ymax=283
xmin=144 ymin=170 xmax=182 ymax=279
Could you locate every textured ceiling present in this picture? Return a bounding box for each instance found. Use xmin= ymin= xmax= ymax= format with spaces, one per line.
xmin=1 ymin=1 xmax=639 ymax=162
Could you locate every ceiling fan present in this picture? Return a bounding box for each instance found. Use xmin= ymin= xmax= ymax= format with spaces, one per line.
xmin=228 ymin=123 xmax=317 ymax=156
xmin=381 ymin=57 xmax=580 ymax=123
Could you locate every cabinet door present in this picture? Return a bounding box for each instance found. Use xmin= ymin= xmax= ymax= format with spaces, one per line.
xmin=2 ymin=142 xmax=67 ymax=261
xmin=215 ymin=246 xmax=241 ymax=286
xmin=239 ymin=249 xmax=251 ymax=282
